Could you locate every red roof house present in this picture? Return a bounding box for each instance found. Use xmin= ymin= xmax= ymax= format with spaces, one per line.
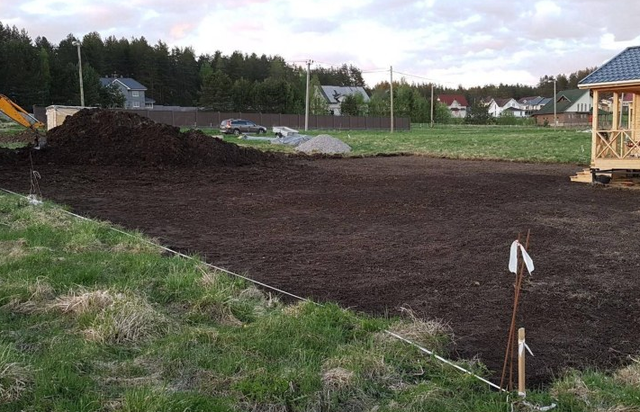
xmin=437 ymin=94 xmax=469 ymax=118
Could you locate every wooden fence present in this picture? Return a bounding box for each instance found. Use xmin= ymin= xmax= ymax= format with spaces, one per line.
xmin=33 ymin=107 xmax=410 ymax=131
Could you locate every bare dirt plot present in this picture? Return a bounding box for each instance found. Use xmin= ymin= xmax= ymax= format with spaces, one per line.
xmin=1 ymin=155 xmax=639 ymax=387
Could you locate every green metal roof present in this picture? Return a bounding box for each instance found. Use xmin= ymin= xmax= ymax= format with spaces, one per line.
xmin=534 ymin=89 xmax=589 ymax=115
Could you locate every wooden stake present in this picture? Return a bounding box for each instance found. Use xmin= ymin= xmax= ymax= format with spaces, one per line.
xmin=500 ymin=230 xmax=530 ymax=391
xmin=518 ymin=327 xmax=526 ymax=397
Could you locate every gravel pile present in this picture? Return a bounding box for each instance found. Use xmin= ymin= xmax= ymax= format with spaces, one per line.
xmin=295 ymin=134 xmax=351 ymax=155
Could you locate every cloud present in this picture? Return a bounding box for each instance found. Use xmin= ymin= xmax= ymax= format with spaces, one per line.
xmin=2 ymin=0 xmax=638 ymax=88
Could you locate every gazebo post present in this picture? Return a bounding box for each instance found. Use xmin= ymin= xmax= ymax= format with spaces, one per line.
xmin=591 ymin=89 xmax=599 ymax=166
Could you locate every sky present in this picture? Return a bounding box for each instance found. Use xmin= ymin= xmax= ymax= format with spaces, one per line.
xmin=2 ymin=0 xmax=640 ymax=88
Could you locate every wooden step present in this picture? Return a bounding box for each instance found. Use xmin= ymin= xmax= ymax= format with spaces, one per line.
xmin=571 ymin=168 xmax=640 ymax=186
xmin=570 ymin=168 xmax=592 ymax=183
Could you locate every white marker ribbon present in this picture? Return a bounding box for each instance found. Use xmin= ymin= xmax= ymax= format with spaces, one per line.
xmin=518 ymin=341 xmax=534 ymax=357
xmin=509 ymin=240 xmax=534 ymax=275
xmin=26 ymin=194 xmax=42 ymax=206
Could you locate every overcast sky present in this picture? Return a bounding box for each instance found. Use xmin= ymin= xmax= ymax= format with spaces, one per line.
xmin=2 ymin=0 xmax=639 ymax=88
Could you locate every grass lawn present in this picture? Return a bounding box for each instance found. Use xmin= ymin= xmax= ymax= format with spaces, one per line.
xmin=0 ymin=123 xmax=32 ymax=149
xmin=215 ymin=125 xmax=592 ymax=165
xmin=1 ymin=193 xmax=639 ymax=411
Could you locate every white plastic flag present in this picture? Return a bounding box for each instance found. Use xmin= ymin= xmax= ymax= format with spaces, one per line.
xmin=509 ymin=240 xmax=535 ymax=275
xmin=518 ymin=340 xmax=534 ymax=357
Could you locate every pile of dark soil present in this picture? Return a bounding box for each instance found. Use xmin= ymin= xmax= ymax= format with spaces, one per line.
xmin=42 ymin=109 xmax=277 ymax=167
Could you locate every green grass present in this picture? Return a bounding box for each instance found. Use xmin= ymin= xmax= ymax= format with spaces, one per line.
xmin=210 ymin=125 xmax=592 ymax=165
xmin=1 ymin=193 xmax=639 ymax=411
xmin=0 ymin=142 xmax=28 ymax=149
xmin=0 ymin=122 xmax=31 ymax=149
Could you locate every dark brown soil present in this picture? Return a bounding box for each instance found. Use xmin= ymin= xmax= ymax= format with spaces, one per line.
xmin=1 ymin=109 xmax=638 ymax=387
xmin=1 ymin=153 xmax=639 ymax=388
xmin=42 ymin=109 xmax=279 ymax=166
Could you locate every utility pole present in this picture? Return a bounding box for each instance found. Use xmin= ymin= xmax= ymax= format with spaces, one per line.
xmin=72 ymin=41 xmax=84 ymax=107
xmin=553 ymin=78 xmax=557 ymax=127
xmin=430 ymin=83 xmax=435 ymax=128
xmin=390 ymin=66 xmax=394 ymax=133
xmin=305 ymin=60 xmax=313 ymax=131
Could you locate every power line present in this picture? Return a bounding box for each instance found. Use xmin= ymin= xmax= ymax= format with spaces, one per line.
xmin=393 ymin=70 xmax=460 ymax=87
xmin=361 ymin=69 xmax=390 ymax=74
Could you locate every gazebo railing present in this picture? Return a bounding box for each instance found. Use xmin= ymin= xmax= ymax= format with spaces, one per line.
xmin=594 ymin=129 xmax=640 ymax=160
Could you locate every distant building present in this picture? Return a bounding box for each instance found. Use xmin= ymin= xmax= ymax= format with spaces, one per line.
xmin=318 ymin=85 xmax=370 ymax=116
xmin=437 ymin=94 xmax=468 ymax=118
xmin=100 ymin=76 xmax=154 ymax=109
xmin=483 ymin=97 xmax=527 ymax=117
xmin=532 ymin=89 xmax=593 ymax=126
xmin=518 ymin=96 xmax=552 ymax=116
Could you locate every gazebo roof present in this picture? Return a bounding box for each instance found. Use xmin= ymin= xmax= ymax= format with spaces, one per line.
xmin=579 ymin=46 xmax=640 ymax=87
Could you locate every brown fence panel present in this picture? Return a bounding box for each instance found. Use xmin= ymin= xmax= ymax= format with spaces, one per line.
xmin=173 ymin=111 xmax=196 ymax=127
xmin=148 ymin=111 xmax=174 ymax=125
xmin=33 ymin=107 xmax=410 ymax=131
xmin=33 ymin=106 xmax=46 ymax=122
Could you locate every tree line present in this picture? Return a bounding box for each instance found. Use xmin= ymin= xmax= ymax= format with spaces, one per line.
xmin=0 ymin=22 xmax=595 ymax=123
xmin=0 ymin=23 xmax=364 ymax=114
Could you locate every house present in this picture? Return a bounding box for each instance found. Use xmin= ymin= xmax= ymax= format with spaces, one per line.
xmin=576 ymin=45 xmax=640 ymax=174
xmin=483 ymin=97 xmax=526 ymax=117
xmin=532 ymin=89 xmax=593 ymax=126
xmin=518 ymin=96 xmax=552 ymax=116
xmin=318 ymin=85 xmax=370 ymax=116
xmin=100 ymin=76 xmax=153 ymax=109
xmin=437 ymin=94 xmax=468 ymax=118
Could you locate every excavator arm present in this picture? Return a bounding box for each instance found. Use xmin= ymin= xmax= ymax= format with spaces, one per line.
xmin=0 ymin=94 xmax=46 ymax=147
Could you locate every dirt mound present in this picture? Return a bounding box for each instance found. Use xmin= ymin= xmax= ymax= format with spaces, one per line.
xmin=42 ymin=109 xmax=277 ymax=167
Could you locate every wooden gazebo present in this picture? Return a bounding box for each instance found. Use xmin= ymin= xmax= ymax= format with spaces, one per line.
xmin=573 ymin=46 xmax=640 ymax=184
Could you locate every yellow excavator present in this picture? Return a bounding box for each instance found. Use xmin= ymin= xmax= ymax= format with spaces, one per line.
xmin=0 ymin=94 xmax=46 ymax=148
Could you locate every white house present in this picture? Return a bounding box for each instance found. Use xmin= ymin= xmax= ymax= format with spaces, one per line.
xmin=518 ymin=96 xmax=552 ymax=116
xmin=483 ymin=97 xmax=527 ymax=117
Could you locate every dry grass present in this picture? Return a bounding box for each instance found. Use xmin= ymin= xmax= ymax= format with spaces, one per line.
xmin=109 ymin=236 xmax=161 ymax=255
xmin=51 ymin=289 xmax=121 ymax=314
xmin=598 ymin=406 xmax=640 ymax=412
xmin=0 ymin=239 xmax=29 ymax=262
xmin=2 ymin=278 xmax=55 ymax=314
xmin=83 ymin=293 xmax=171 ymax=345
xmin=4 ymin=285 xmax=171 ymax=346
xmin=238 ymin=286 xmax=267 ymax=301
xmin=550 ymin=375 xmax=594 ymax=406
xmin=195 ymin=269 xmax=280 ymax=325
xmin=7 ymin=202 xmax=72 ymax=231
xmin=382 ymin=307 xmax=453 ymax=350
xmin=190 ymin=300 xmax=243 ymax=327
xmin=324 ymin=350 xmax=398 ymax=387
xmin=199 ymin=269 xmax=223 ymax=288
xmin=95 ymin=357 xmax=164 ymax=389
xmin=238 ymin=403 xmax=288 ymax=412
xmin=322 ymin=367 xmax=355 ymax=391
xmin=0 ymin=349 xmax=31 ymax=403
xmin=281 ymin=301 xmax=308 ymax=317
xmin=614 ymin=358 xmax=640 ymax=386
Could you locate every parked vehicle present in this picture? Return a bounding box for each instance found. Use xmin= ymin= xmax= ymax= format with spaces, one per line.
xmin=220 ymin=119 xmax=267 ymax=135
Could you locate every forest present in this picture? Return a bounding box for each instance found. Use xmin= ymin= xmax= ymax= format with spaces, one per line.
xmin=0 ymin=22 xmax=594 ymax=122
